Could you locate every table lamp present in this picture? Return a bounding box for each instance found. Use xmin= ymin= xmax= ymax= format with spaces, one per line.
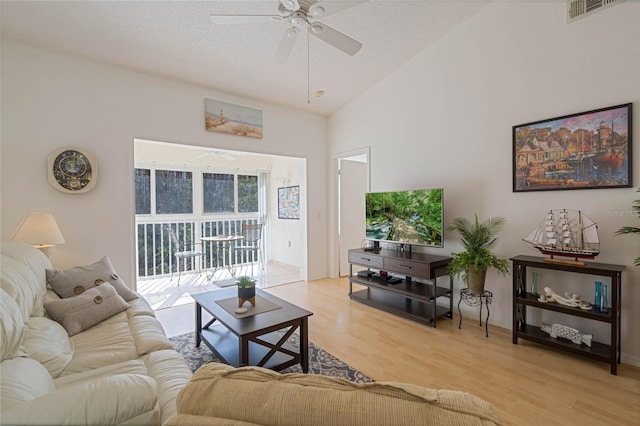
xmin=11 ymin=212 xmax=66 ymax=257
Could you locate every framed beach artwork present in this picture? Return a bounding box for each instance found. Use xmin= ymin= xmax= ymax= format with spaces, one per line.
xmin=278 ymin=186 xmax=300 ymax=220
xmin=513 ymin=103 xmax=632 ymax=192
xmin=205 ymin=98 xmax=263 ymax=139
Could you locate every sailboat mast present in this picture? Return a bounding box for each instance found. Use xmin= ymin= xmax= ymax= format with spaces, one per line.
xmin=578 ymin=211 xmax=584 ymax=249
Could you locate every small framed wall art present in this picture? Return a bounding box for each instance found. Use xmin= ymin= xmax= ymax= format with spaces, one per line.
xmin=47 ymin=147 xmax=98 ymax=193
xmin=513 ymin=103 xmax=632 ymax=192
xmin=278 ymin=185 xmax=300 ymax=220
xmin=205 ymin=98 xmax=263 ymax=139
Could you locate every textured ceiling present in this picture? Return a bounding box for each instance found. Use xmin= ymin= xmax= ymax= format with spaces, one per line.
xmin=1 ymin=1 xmax=488 ymax=116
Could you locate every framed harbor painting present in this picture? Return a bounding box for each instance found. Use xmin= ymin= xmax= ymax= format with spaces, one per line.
xmin=513 ymin=103 xmax=632 ymax=192
xmin=205 ymin=98 xmax=263 ymax=139
xmin=278 ymin=186 xmax=300 ymax=220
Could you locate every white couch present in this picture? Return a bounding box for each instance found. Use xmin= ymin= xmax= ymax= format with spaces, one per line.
xmin=0 ymin=242 xmax=192 ymax=425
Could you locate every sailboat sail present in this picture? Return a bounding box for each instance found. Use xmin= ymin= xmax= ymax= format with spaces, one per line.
xmin=523 ymin=209 xmax=600 ymax=260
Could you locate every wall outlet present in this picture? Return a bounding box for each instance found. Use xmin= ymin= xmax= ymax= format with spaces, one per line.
xmin=288 ymin=241 xmax=291 ymax=248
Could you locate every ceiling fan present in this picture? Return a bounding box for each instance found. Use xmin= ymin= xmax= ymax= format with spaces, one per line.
xmin=210 ymin=0 xmax=366 ymax=63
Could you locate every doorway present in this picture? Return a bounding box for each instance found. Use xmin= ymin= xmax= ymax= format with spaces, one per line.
xmin=133 ymin=139 xmax=307 ymax=309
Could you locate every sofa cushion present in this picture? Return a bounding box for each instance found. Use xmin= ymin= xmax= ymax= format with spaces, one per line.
xmin=62 ymin=319 xmax=138 ymax=375
xmin=1 ymin=242 xmax=51 ymax=318
xmin=44 ymin=283 xmax=131 ymax=336
xmin=1 ymin=254 xmax=46 ymax=319
xmin=0 ymin=373 xmax=159 ymax=425
xmin=142 ymin=350 xmax=193 ymax=424
xmin=54 ymin=359 xmax=148 ymax=389
xmin=0 ymin=242 xmax=52 ymax=289
xmin=0 ymin=357 xmax=55 ymax=411
xmin=174 ymin=363 xmax=502 ymax=426
xmin=22 ymin=316 xmax=74 ymax=377
xmin=0 ymin=288 xmax=27 ymax=361
xmin=46 ymin=256 xmax=138 ymax=301
xmin=127 ymin=296 xmax=157 ymax=318
xmin=165 ymin=414 xmax=261 ymax=426
xmin=130 ymin=315 xmax=174 ymax=356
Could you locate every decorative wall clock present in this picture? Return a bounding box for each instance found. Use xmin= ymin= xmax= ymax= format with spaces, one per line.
xmin=47 ymin=147 xmax=98 ymax=193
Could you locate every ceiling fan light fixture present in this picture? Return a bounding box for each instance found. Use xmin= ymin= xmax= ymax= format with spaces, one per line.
xmin=310 ymin=23 xmax=323 ymax=34
xmin=281 ymin=0 xmax=300 ymax=11
xmin=291 ymin=12 xmax=306 ymax=26
xmin=310 ymin=6 xmax=325 ymax=17
xmin=286 ymin=28 xmax=299 ymax=38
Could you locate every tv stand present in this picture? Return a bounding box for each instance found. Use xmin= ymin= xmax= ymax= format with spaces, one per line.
xmin=348 ymin=248 xmax=452 ymax=327
xmin=399 ymin=243 xmax=412 ymax=254
xmin=362 ymin=247 xmax=380 ymax=253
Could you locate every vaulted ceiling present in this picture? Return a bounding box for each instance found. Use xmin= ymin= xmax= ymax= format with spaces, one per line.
xmin=1 ymin=1 xmax=488 ymax=115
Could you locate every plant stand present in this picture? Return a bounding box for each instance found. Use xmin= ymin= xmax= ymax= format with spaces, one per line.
xmin=458 ymin=288 xmax=492 ymax=337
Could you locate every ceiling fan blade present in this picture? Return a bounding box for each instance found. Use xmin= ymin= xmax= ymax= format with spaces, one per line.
xmin=196 ymin=150 xmax=235 ymax=161
xmin=309 ymin=1 xmax=367 ymax=19
xmin=310 ymin=22 xmax=362 ymax=56
xmin=275 ymin=27 xmax=300 ymax=63
xmin=209 ymin=14 xmax=284 ymax=24
xmin=280 ymin=0 xmax=300 ymax=12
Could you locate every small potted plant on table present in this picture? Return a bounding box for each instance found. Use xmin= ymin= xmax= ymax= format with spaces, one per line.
xmin=447 ymin=214 xmax=510 ymax=293
xmin=236 ymin=276 xmax=256 ymax=308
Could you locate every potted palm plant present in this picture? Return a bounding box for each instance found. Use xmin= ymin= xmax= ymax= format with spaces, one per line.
xmin=615 ymin=188 xmax=640 ymax=267
xmin=447 ymin=214 xmax=510 ymax=293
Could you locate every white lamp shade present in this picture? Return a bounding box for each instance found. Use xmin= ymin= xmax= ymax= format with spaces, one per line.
xmin=11 ymin=212 xmax=66 ymax=248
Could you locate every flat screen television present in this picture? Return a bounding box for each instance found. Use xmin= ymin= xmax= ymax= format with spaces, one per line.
xmin=365 ymin=188 xmax=443 ymax=248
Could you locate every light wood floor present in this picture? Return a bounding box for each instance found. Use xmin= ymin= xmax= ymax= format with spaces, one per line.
xmin=138 ymin=261 xmax=301 ymax=310
xmin=156 ymin=278 xmax=640 ymax=426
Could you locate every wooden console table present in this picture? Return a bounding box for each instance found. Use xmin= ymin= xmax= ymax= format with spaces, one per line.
xmin=511 ymin=255 xmax=624 ymax=375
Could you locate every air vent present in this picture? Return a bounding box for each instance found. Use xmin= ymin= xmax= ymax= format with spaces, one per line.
xmin=567 ymin=0 xmax=624 ymax=23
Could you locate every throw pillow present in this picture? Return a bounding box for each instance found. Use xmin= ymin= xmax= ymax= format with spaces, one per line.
xmin=44 ymin=283 xmax=131 ymax=336
xmin=46 ymin=256 xmax=138 ymax=301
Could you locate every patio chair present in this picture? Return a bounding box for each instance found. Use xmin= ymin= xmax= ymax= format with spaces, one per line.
xmin=233 ymin=223 xmax=264 ymax=276
xmin=164 ymin=225 xmax=203 ymax=285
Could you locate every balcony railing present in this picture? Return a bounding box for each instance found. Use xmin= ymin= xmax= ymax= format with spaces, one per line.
xmin=136 ymin=216 xmax=261 ymax=279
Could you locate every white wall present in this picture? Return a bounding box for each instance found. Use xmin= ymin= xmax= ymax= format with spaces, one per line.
xmin=1 ymin=41 xmax=328 ymax=284
xmin=328 ymin=2 xmax=640 ymax=365
xmin=269 ymin=156 xmax=306 ymax=272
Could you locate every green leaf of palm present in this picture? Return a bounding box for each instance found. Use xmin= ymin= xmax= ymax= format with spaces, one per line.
xmin=615 ymin=188 xmax=639 ymax=267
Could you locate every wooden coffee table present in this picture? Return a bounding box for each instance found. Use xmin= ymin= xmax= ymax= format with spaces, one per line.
xmin=192 ymin=288 xmax=313 ymax=372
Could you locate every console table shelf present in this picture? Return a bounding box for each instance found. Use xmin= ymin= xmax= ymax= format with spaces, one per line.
xmin=348 ymin=248 xmax=452 ymax=327
xmin=511 ymin=255 xmax=624 ymax=375
xmin=517 ymin=292 xmax=614 ymax=322
xmin=516 ymin=324 xmax=612 ymax=362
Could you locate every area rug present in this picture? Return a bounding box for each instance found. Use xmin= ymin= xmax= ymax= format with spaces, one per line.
xmin=169 ymin=331 xmax=374 ymax=383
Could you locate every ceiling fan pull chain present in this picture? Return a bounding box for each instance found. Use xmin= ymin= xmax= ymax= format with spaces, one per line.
xmin=307 ymin=25 xmax=310 ymax=104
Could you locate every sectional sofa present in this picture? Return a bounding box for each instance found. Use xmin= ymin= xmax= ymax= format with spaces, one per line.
xmin=1 ymin=242 xmax=501 ymax=425
xmin=0 ymin=242 xmax=192 ymax=425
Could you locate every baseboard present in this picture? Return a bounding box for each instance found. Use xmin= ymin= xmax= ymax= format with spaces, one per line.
xmin=267 ymin=260 xmax=300 ymax=273
xmin=621 ymin=354 xmax=640 ymax=368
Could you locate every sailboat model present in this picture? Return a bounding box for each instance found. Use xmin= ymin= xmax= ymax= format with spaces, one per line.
xmin=524 ymin=209 xmax=599 ymax=265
